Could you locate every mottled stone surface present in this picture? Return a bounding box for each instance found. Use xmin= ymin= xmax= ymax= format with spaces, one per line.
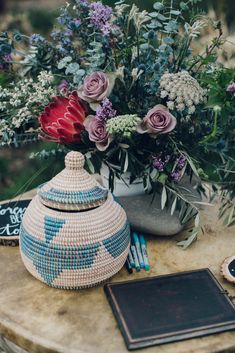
xmin=119 ymin=193 xmax=184 ymax=236
xmin=0 ymin=191 xmax=235 ymax=353
xmin=100 ymin=174 xmax=201 ymax=236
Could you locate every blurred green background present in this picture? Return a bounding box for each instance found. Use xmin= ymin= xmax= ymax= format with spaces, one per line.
xmin=0 ymin=0 xmax=234 ymax=200
xmin=2 ymin=0 xmax=235 ymax=33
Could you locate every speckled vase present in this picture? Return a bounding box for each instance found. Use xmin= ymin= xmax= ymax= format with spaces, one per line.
xmin=19 ymin=151 xmax=130 ymax=289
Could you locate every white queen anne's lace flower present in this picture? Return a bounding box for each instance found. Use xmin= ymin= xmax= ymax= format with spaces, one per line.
xmin=159 ymin=71 xmax=206 ymax=117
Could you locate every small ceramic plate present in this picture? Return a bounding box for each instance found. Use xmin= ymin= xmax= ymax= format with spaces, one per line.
xmin=221 ymin=255 xmax=235 ymax=284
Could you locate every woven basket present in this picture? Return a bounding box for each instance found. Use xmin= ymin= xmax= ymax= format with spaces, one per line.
xmin=19 ymin=152 xmax=130 ymax=289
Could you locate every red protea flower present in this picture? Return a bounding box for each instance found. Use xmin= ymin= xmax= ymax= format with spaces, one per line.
xmin=39 ymin=91 xmax=86 ymax=144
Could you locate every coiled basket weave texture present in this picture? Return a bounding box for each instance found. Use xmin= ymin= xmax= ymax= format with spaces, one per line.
xmin=19 ymin=151 xmax=130 ymax=289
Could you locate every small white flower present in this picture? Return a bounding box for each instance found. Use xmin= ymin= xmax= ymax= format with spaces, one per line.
xmin=177 ymin=103 xmax=185 ymax=111
xmin=169 ymin=92 xmax=176 ymax=100
xmin=167 ymin=101 xmax=175 ymax=110
xmin=131 ymin=68 xmax=143 ymax=81
xmin=176 ymin=96 xmax=183 ymax=103
xmin=116 ymin=66 xmax=125 ymax=80
xmin=186 ymin=100 xmax=193 ymax=107
xmin=160 ymin=90 xmax=168 ymax=98
xmin=188 ymin=105 xmax=196 ymax=114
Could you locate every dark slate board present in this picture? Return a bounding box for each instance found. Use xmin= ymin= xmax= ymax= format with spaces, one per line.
xmin=104 ymin=269 xmax=235 ymax=350
xmin=0 ymin=199 xmax=31 ymax=246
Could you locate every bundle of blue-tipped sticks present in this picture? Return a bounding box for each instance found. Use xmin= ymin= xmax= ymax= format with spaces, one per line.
xmin=125 ymin=232 xmax=150 ymax=273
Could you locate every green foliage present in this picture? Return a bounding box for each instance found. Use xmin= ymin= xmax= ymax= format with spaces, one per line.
xmin=0 ymin=143 xmax=64 ymax=201
xmin=203 ymin=68 xmax=235 ymax=118
xmin=27 ymin=8 xmax=57 ymax=35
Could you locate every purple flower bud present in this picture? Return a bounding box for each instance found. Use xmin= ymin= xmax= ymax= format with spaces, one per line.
xmin=58 ymin=80 xmax=69 ymax=94
xmin=0 ymin=54 xmax=12 ymax=71
xmin=226 ymin=83 xmax=235 ymax=93
xmin=76 ymin=0 xmax=89 ymax=6
xmin=64 ymin=29 xmax=73 ymax=37
xmin=176 ymin=155 xmax=187 ymax=170
xmin=96 ymin=98 xmax=116 ymax=121
xmin=29 ymin=34 xmax=45 ymax=45
xmin=171 ymin=170 xmax=181 ymax=181
xmin=51 ymin=30 xmax=61 ymax=40
xmin=152 ymin=157 xmax=165 ymax=172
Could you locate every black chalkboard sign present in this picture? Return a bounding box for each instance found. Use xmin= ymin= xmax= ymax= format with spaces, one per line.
xmin=0 ymin=200 xmax=31 ymax=246
xmin=105 ymin=269 xmax=235 ymax=350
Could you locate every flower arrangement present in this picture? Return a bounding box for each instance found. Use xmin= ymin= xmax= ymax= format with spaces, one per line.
xmin=0 ymin=0 xmax=234 ymax=247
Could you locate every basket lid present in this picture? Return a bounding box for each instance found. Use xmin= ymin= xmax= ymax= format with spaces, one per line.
xmin=38 ymin=151 xmax=108 ymax=211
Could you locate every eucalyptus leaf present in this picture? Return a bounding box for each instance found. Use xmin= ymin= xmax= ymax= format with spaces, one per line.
xmin=177 ymin=229 xmax=198 ymax=249
xmin=149 ymin=12 xmax=158 ymax=18
xmin=161 ymin=186 xmax=167 ymax=210
xmin=156 ymin=13 xmax=167 ymax=21
xmin=186 ymin=155 xmax=199 ymax=177
xmin=181 ymin=206 xmax=194 ymax=224
xmin=228 ymin=221 xmax=235 ymax=228
xmin=219 ymin=204 xmax=231 ymax=219
xmin=123 ymin=152 xmax=129 ymax=173
xmin=227 ymin=206 xmax=234 ymax=226
xmin=180 ymin=1 xmax=189 ymax=11
xmin=65 ymin=62 xmax=80 ymax=75
xmin=140 ymin=43 xmax=149 ymax=51
xmin=147 ymin=21 xmax=162 ymax=29
xmin=153 ymin=2 xmax=165 ymax=11
xmin=85 ymin=157 xmax=95 ymax=174
xmin=194 ymin=213 xmax=200 ymax=227
xmin=170 ymin=196 xmax=177 ymax=216
xmin=58 ymin=56 xmax=72 ymax=70
xmin=164 ymin=37 xmax=174 ymax=45
xmin=119 ymin=143 xmax=130 ymax=149
xmin=170 ymin=10 xmax=181 ymax=16
xmin=164 ymin=20 xmax=179 ymax=33
xmin=192 ymin=201 xmax=213 ymax=206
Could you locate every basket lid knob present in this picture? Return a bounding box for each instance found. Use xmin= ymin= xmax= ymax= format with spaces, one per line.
xmin=65 ymin=151 xmax=85 ymax=170
xmin=38 ymin=151 xmax=109 ymax=211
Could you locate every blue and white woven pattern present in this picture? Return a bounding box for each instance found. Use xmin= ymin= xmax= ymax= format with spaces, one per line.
xmin=37 ymin=151 xmax=109 ymax=211
xmin=38 ymin=184 xmax=108 ymax=210
xmin=20 ymin=193 xmax=130 ymax=289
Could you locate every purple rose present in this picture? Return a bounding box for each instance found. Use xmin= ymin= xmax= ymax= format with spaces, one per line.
xmin=84 ymin=115 xmax=111 ymax=151
xmin=58 ymin=80 xmax=69 ymax=94
xmin=137 ymin=104 xmax=176 ymax=135
xmin=226 ymin=83 xmax=235 ymax=93
xmin=78 ymin=72 xmax=110 ymax=103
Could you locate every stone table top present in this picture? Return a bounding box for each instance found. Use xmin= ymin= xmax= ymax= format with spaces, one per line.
xmin=0 ymin=190 xmax=235 ymax=353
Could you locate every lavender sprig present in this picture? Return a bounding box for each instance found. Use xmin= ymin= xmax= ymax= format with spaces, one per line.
xmin=89 ymin=2 xmax=113 ymax=35
xmin=96 ymin=98 xmax=117 ymax=121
